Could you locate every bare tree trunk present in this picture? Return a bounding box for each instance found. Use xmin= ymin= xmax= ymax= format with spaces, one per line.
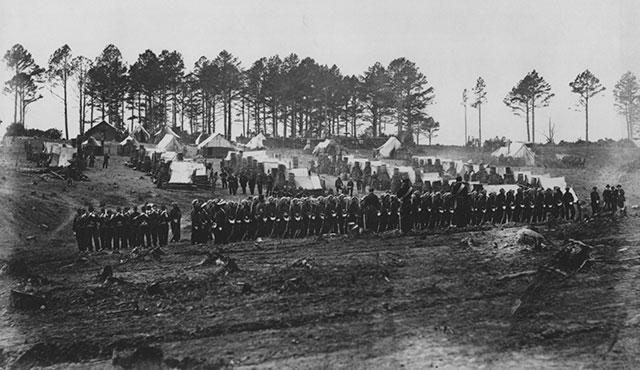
xmin=531 ymin=102 xmax=535 ymax=143
xmin=478 ymin=104 xmax=482 ymax=148
xmin=464 ymin=104 xmax=467 ymax=145
xmin=585 ymin=97 xmax=589 ymax=142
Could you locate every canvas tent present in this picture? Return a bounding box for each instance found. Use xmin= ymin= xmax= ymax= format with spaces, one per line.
xmin=132 ymin=124 xmax=150 ymax=143
xmin=245 ymin=133 xmax=267 ymax=150
xmin=491 ymin=142 xmax=536 ymax=166
xmin=84 ymin=120 xmax=120 ymax=142
xmin=198 ymin=133 xmax=235 ymax=158
xmin=288 ymin=168 xmax=323 ymax=190
xmin=156 ymin=134 xmax=182 ymax=153
xmin=118 ymin=136 xmax=140 ymax=156
xmin=312 ymin=139 xmax=343 ymax=156
xmin=49 ymin=145 xmax=76 ymax=167
xmin=153 ymin=125 xmax=181 ymax=144
xmin=195 ymin=132 xmax=207 ymax=146
xmin=376 ymin=136 xmax=402 ymax=158
xmin=168 ymin=161 xmax=207 ymax=184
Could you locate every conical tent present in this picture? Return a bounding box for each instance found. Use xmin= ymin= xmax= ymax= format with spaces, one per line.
xmin=491 ymin=142 xmax=535 ymax=166
xmin=376 ymin=136 xmax=402 ymax=158
xmin=156 ymin=134 xmax=182 ymax=152
xmin=197 ymin=133 xmax=235 ymax=158
xmin=245 ymin=133 xmax=267 ymax=149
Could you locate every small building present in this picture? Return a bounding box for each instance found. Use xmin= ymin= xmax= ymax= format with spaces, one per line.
xmin=197 ymin=133 xmax=235 ymax=158
xmin=84 ymin=121 xmax=121 ymax=142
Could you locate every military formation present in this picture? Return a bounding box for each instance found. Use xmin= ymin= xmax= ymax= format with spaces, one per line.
xmin=187 ymin=177 xmax=625 ymax=245
xmin=72 ymin=203 xmax=182 ymax=253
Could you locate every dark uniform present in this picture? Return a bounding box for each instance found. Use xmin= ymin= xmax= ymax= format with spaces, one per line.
xmin=590 ymin=187 xmax=600 ymax=215
xmin=169 ymin=203 xmax=181 ymax=242
xmin=362 ymin=189 xmax=380 ymax=231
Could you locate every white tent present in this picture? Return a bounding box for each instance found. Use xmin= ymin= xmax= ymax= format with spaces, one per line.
xmin=132 ymin=124 xmax=151 ymax=142
xmin=194 ymin=132 xmax=207 ymax=146
xmin=376 ymin=136 xmax=402 ymax=158
xmin=161 ymin=151 xmax=178 ymax=162
xmin=288 ymin=168 xmax=322 ymax=190
xmin=491 ymin=142 xmax=536 ymax=166
xmin=312 ymin=139 xmax=342 ymax=156
xmin=119 ymin=135 xmax=139 ymax=147
xmin=197 ymin=133 xmax=234 ymax=149
xmin=49 ymin=145 xmax=76 ymax=167
xmin=168 ymin=161 xmax=207 ymax=184
xmin=156 ymin=134 xmax=182 ymax=152
xmin=245 ymin=133 xmax=266 ymax=149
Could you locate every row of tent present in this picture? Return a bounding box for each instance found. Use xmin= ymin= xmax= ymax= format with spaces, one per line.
xmin=312 ymin=136 xmax=403 ymax=159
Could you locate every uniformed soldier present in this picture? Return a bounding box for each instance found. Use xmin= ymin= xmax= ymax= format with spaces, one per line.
xmin=590 ymin=187 xmax=600 ymax=215
xmin=86 ymin=207 xmax=101 ymax=252
xmin=190 ymin=200 xmax=203 ymax=245
xmin=73 ymin=208 xmax=86 ymax=253
xmin=616 ymin=185 xmax=626 ymax=216
xmin=562 ymin=187 xmax=575 ymax=220
xmin=112 ymin=207 xmax=126 ymax=251
xmin=248 ymin=170 xmax=257 ymax=195
xmin=603 ymin=185 xmax=612 ymax=211
xmin=148 ymin=205 xmax=160 ymax=247
xmin=136 ymin=206 xmax=152 ymax=247
xmin=169 ymin=203 xmax=182 ymax=242
xmin=158 ymin=205 xmax=170 ymax=247
xmin=398 ymin=178 xmax=413 ymax=233
xmin=362 ymin=187 xmax=380 ymax=232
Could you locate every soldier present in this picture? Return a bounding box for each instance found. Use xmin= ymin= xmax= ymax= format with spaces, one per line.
xmin=362 ymin=187 xmax=380 ymax=232
xmin=212 ymin=200 xmax=228 ymax=244
xmin=602 ymin=185 xmax=612 ymax=211
xmin=590 ymin=187 xmax=600 ymax=215
xmin=220 ymin=170 xmax=228 ymax=189
xmin=239 ymin=171 xmax=248 ymax=195
xmin=544 ymin=188 xmax=555 ymax=221
xmin=505 ymin=189 xmax=515 ymax=223
xmin=73 ymin=208 xmax=86 ymax=253
xmin=494 ymin=189 xmax=506 ymax=224
xmin=533 ymin=189 xmax=545 ymax=222
xmin=103 ymin=152 xmax=110 ymax=169
xmin=522 ymin=189 xmax=534 ymax=224
xmin=398 ymin=178 xmax=413 ymax=233
xmin=335 ymin=177 xmax=344 ymax=194
xmin=148 ymin=204 xmax=160 ymax=247
xmin=158 ymin=205 xmax=170 ymax=247
xmin=86 ymin=207 xmax=101 ymax=252
xmin=136 ymin=206 xmax=152 ymax=248
xmin=265 ymin=173 xmax=274 ymax=196
xmin=451 ymin=177 xmax=469 ymax=227
xmin=89 ymin=152 xmax=95 ymax=167
xmin=256 ymin=172 xmax=265 ymax=196
xmin=126 ymin=206 xmax=138 ymax=247
xmin=553 ymin=187 xmax=563 ymax=219
xmin=190 ymin=200 xmax=203 ymax=245
xmin=563 ymin=187 xmax=576 ymax=220
xmin=112 ymin=207 xmax=126 ymax=251
xmin=346 ymin=178 xmax=354 ymax=196
xmin=513 ymin=188 xmax=524 ymax=223
xmin=485 ymin=192 xmax=496 ymax=225
xmin=100 ymin=208 xmax=113 ymax=251
xmin=616 ymin=185 xmax=626 ymax=216
xmin=230 ymin=174 xmax=239 ymax=196
xmin=169 ymin=203 xmax=181 ymax=242
xmin=248 ymin=170 xmax=257 ymax=195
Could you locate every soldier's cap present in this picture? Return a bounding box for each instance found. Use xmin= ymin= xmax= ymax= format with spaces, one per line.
xmin=192 ymin=199 xmax=199 ymax=205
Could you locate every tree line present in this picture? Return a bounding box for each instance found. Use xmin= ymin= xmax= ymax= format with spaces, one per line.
xmin=2 ymin=43 xmax=437 ymax=143
xmin=3 ymin=43 xmax=640 ymax=145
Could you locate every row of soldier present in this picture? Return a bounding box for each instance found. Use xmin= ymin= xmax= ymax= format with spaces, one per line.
xmin=188 ymin=178 xmax=599 ymax=245
xmin=72 ymin=204 xmax=182 ymax=252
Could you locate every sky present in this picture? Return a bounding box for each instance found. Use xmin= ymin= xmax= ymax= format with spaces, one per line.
xmin=1 ymin=0 xmax=640 ymax=145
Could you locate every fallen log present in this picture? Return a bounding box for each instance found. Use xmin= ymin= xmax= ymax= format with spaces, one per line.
xmin=496 ymin=270 xmax=537 ymax=282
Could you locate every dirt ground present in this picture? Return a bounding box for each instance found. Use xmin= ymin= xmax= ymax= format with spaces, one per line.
xmin=2 ymin=140 xmax=640 ymax=369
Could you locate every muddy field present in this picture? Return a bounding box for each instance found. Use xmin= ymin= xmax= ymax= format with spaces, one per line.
xmin=2 ymin=140 xmax=640 ymax=369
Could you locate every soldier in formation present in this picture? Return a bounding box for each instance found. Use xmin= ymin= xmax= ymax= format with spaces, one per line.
xmin=73 ymin=203 xmax=179 ymax=253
